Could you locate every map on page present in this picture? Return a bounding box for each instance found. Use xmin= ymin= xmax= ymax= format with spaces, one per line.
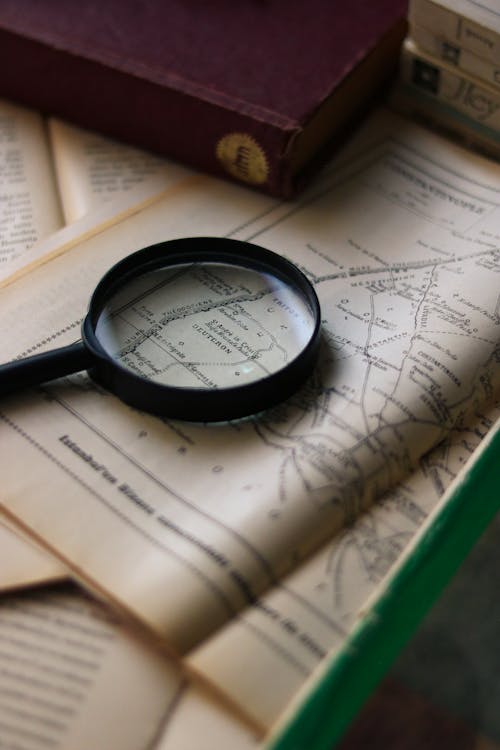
xmin=1 ymin=112 xmax=499 ymax=665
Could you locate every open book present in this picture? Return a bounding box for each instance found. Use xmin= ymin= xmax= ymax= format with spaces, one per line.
xmin=0 ymin=97 xmax=194 ymax=589
xmin=0 ymin=100 xmax=499 ymax=748
xmin=0 ymin=98 xmax=195 ymax=286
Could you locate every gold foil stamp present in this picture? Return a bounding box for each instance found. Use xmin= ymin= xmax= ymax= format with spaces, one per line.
xmin=216 ymin=133 xmax=269 ymax=185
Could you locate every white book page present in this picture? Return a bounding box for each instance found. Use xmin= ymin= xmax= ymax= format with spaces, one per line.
xmin=0 ymin=99 xmax=63 ymax=272
xmin=49 ymin=119 xmax=192 ymax=224
xmin=0 ymin=108 xmax=499 ymax=693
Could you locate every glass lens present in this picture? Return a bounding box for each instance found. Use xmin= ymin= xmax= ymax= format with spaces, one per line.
xmin=94 ymin=261 xmax=316 ymax=389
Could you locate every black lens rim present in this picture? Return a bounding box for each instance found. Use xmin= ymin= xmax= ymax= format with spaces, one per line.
xmin=82 ymin=237 xmax=321 ymax=422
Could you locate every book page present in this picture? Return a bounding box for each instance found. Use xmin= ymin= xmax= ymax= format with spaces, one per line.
xmin=0 ymin=172 xmax=207 ymax=287
xmin=0 ymin=583 xmax=185 ymax=750
xmin=0 ymin=109 xmax=499 ymax=675
xmin=49 ymin=119 xmax=192 ymax=224
xmin=188 ymin=403 xmax=500 ymax=729
xmin=0 ymin=582 xmax=259 ymax=749
xmin=155 ymin=683 xmax=260 ymax=750
xmin=0 ymin=516 xmax=67 ymax=591
xmin=0 ymin=99 xmax=63 ymax=272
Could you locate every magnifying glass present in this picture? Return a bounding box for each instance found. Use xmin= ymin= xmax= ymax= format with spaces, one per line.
xmin=0 ymin=238 xmax=321 ymax=422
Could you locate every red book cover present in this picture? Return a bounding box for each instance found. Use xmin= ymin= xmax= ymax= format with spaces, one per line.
xmin=0 ymin=0 xmax=407 ymax=197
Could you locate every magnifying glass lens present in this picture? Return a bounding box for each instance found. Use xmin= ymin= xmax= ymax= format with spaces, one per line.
xmin=0 ymin=238 xmax=321 ymax=421
xmin=94 ymin=261 xmax=316 ymax=390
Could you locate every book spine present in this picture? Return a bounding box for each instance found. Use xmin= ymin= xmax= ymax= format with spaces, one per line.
xmin=411 ymin=24 xmax=500 ymax=90
xmin=409 ymin=0 xmax=500 ymax=65
xmin=399 ymin=41 xmax=500 ymax=136
xmin=0 ymin=29 xmax=297 ymax=199
xmin=390 ymin=84 xmax=500 ymax=161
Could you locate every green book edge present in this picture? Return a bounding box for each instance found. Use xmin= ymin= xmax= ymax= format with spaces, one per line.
xmin=266 ymin=420 xmax=500 ymax=750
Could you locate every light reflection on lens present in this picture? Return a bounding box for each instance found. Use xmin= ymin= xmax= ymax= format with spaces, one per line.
xmin=95 ymin=262 xmax=316 ymax=389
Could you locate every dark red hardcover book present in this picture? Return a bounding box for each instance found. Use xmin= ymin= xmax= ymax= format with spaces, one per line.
xmin=0 ymin=0 xmax=407 ymax=197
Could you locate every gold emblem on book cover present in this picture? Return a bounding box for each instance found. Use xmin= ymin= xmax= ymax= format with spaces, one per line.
xmin=216 ymin=133 xmax=269 ymax=185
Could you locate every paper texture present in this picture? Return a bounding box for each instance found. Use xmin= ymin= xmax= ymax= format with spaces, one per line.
xmin=190 ymin=403 xmax=500 ymax=728
xmin=0 ymin=105 xmax=199 ymax=588
xmin=0 ymin=172 xmax=206 ymax=287
xmin=155 ymin=683 xmax=259 ymax=750
xmin=0 ymin=110 xmax=198 ymax=286
xmin=0 ymin=583 xmax=257 ymax=749
xmin=49 ymin=119 xmax=192 ymax=224
xmin=0 ymin=516 xmax=67 ymax=591
xmin=0 ymin=98 xmax=63 ymax=271
xmin=0 ymin=108 xmax=499 ymax=729
xmin=0 ymin=584 xmax=182 ymax=750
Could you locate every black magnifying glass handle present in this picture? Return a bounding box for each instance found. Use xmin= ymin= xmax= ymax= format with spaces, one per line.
xmin=0 ymin=238 xmax=322 ymax=420
xmin=0 ymin=341 xmax=92 ymax=397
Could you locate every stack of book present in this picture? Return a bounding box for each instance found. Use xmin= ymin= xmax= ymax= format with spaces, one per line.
xmin=392 ymin=0 xmax=500 ymax=159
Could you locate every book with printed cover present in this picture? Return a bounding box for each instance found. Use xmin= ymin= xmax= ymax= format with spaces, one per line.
xmin=409 ymin=0 xmax=500 ymax=65
xmin=394 ymin=37 xmax=500 ymax=159
xmin=411 ymin=23 xmax=500 ymax=90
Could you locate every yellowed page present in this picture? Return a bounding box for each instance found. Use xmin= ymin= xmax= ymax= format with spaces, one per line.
xmin=189 ymin=403 xmax=500 ymax=729
xmin=0 ymin=583 xmax=261 ymax=749
xmin=49 ymin=118 xmax=192 ymax=224
xmin=0 ymin=108 xmax=499 ymax=676
xmin=0 ymin=516 xmax=67 ymax=591
xmin=0 ymin=583 xmax=184 ymax=749
xmin=155 ymin=683 xmax=260 ymax=750
xmin=0 ymin=99 xmax=63 ymax=271
xmin=0 ymin=173 xmax=207 ymax=287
